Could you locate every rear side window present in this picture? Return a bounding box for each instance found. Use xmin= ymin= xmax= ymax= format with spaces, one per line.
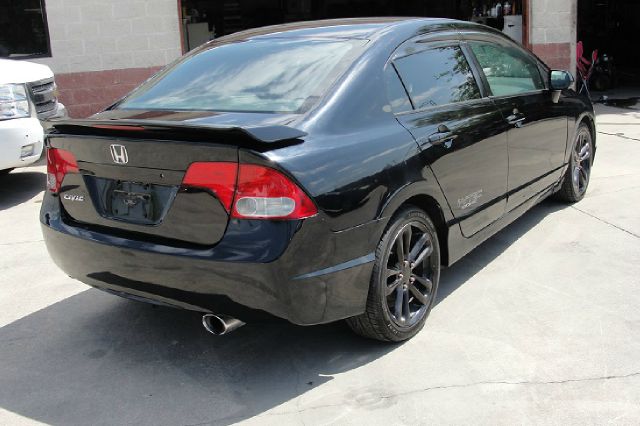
xmin=393 ymin=46 xmax=481 ymax=110
xmin=117 ymin=38 xmax=366 ymax=114
xmin=384 ymin=65 xmax=412 ymax=113
xmin=469 ymin=42 xmax=544 ymax=96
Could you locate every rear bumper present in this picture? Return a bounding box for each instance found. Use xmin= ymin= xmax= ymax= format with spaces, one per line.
xmin=40 ymin=194 xmax=381 ymax=325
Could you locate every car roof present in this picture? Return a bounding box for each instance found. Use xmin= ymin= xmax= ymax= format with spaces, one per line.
xmin=216 ymin=17 xmax=473 ymax=42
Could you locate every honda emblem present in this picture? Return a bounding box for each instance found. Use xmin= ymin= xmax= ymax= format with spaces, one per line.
xmin=110 ymin=144 xmax=128 ymax=164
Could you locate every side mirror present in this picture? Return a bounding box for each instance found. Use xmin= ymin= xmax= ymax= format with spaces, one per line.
xmin=550 ymin=70 xmax=574 ymax=90
xmin=550 ymin=70 xmax=574 ymax=103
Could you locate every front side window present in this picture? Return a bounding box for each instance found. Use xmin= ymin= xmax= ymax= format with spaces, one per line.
xmin=393 ymin=46 xmax=481 ymax=110
xmin=0 ymin=0 xmax=50 ymax=58
xmin=117 ymin=38 xmax=366 ymax=114
xmin=469 ymin=41 xmax=544 ymax=96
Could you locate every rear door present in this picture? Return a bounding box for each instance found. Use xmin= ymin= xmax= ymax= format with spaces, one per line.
xmin=390 ymin=38 xmax=509 ymax=237
xmin=465 ymin=38 xmax=568 ymax=210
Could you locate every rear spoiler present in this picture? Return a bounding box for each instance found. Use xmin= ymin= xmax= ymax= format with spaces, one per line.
xmin=46 ymin=119 xmax=307 ymax=145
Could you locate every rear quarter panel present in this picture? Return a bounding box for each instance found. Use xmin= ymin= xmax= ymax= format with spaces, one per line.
xmin=257 ymin=29 xmax=456 ymax=263
xmin=262 ymin=30 xmax=454 ymax=235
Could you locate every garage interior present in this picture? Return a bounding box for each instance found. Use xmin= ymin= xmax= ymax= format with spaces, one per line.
xmin=578 ymin=0 xmax=640 ymax=91
xmin=178 ymin=0 xmax=527 ymax=51
xmin=0 ymin=0 xmax=50 ymax=58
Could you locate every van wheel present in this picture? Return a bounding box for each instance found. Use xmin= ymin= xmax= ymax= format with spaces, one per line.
xmin=347 ymin=207 xmax=440 ymax=342
xmin=555 ymin=123 xmax=593 ymax=203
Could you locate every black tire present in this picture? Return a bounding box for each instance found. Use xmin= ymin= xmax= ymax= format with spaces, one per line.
xmin=555 ymin=123 xmax=593 ymax=203
xmin=347 ymin=206 xmax=440 ymax=342
xmin=0 ymin=168 xmax=14 ymax=176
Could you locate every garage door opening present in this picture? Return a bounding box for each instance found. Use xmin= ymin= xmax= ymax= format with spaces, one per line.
xmin=578 ymin=0 xmax=640 ymax=98
xmin=178 ymin=1 xmax=528 ymax=52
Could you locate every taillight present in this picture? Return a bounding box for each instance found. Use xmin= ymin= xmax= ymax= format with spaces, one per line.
xmin=233 ymin=164 xmax=317 ymax=219
xmin=46 ymin=148 xmax=79 ymax=193
xmin=182 ymin=162 xmax=238 ymax=211
xmin=181 ymin=162 xmax=317 ymax=220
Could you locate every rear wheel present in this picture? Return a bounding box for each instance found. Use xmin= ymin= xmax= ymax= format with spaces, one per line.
xmin=555 ymin=123 xmax=593 ymax=203
xmin=347 ymin=207 xmax=440 ymax=342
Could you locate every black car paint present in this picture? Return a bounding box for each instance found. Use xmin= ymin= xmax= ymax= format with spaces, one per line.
xmin=41 ymin=18 xmax=595 ymax=325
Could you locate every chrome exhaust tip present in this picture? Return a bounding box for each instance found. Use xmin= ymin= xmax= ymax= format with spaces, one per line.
xmin=202 ymin=314 xmax=245 ymax=336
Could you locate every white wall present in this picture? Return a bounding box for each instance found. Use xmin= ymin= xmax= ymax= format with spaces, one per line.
xmin=34 ymin=0 xmax=182 ymax=74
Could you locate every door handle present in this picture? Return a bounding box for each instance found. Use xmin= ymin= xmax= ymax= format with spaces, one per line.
xmin=428 ymin=132 xmax=458 ymax=145
xmin=424 ymin=124 xmax=458 ymax=147
xmin=506 ymin=108 xmax=526 ymax=127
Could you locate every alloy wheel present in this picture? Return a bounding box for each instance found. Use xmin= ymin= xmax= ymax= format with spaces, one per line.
xmin=572 ymin=128 xmax=592 ymax=196
xmin=384 ymin=221 xmax=435 ymax=327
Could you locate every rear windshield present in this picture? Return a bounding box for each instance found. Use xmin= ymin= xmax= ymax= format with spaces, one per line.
xmin=116 ymin=38 xmax=367 ymax=114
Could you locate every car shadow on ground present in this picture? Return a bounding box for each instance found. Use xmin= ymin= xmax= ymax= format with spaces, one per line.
xmin=0 ymin=170 xmax=45 ymax=211
xmin=436 ymin=200 xmax=566 ymax=304
xmin=0 ymin=200 xmax=566 ymax=425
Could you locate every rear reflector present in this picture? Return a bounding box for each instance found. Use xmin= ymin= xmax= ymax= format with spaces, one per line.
xmin=46 ymin=148 xmax=79 ymax=193
xmin=181 ymin=162 xmax=317 ymax=220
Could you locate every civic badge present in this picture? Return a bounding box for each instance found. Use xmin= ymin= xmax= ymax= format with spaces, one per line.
xmin=110 ymin=144 xmax=128 ymax=164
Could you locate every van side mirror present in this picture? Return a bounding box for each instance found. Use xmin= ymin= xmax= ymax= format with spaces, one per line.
xmin=550 ymin=70 xmax=574 ymax=90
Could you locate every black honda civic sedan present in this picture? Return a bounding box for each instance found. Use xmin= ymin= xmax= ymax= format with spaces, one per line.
xmin=41 ymin=18 xmax=595 ymax=341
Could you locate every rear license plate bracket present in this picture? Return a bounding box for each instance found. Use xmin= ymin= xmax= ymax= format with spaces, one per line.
xmin=111 ymin=189 xmax=153 ymax=219
xmin=106 ymin=181 xmax=160 ymax=224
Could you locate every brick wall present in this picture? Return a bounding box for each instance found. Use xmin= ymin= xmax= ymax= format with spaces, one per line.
xmin=529 ymin=0 xmax=577 ymax=72
xmin=531 ymin=43 xmax=572 ymax=70
xmin=32 ymin=0 xmax=182 ymax=117
xmin=55 ymin=66 xmax=162 ymax=118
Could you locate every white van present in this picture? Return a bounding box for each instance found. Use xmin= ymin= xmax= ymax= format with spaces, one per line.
xmin=0 ymin=59 xmax=67 ymax=174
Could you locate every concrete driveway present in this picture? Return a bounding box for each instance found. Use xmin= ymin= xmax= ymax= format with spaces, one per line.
xmin=0 ymin=104 xmax=638 ymax=425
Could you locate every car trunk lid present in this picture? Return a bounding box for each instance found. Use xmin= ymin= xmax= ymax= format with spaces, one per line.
xmin=47 ymin=117 xmax=306 ymax=246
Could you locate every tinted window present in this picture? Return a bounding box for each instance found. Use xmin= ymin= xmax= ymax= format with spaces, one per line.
xmin=0 ymin=0 xmax=50 ymax=58
xmin=384 ymin=65 xmax=412 ymax=113
xmin=469 ymin=42 xmax=544 ymax=96
xmin=393 ymin=46 xmax=481 ymax=110
xmin=118 ymin=39 xmax=366 ymax=113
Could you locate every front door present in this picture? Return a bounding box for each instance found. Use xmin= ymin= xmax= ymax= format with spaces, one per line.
xmin=467 ymin=40 xmax=568 ymax=210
